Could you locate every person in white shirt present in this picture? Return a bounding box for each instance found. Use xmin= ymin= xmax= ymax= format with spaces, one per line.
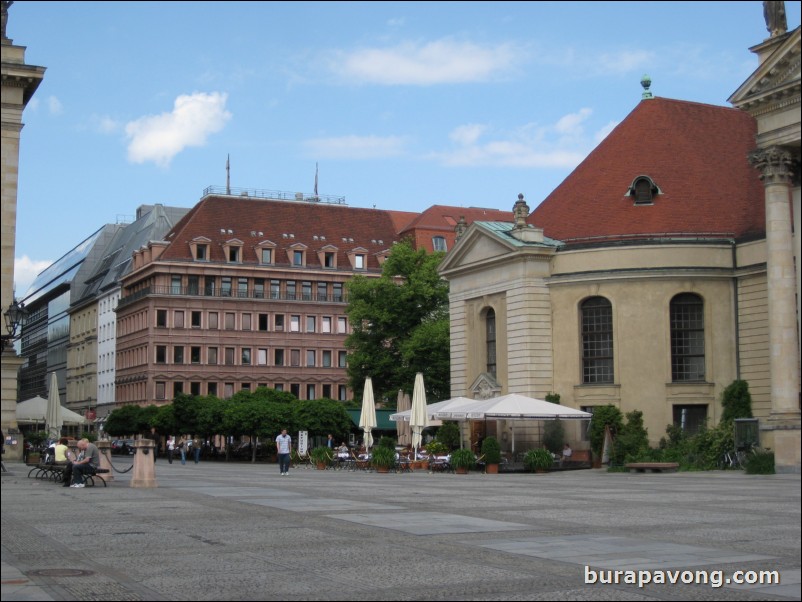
xmin=275 ymin=429 xmax=292 ymax=475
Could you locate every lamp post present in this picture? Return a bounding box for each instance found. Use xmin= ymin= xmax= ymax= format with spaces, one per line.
xmin=1 ymin=300 xmax=28 ymax=351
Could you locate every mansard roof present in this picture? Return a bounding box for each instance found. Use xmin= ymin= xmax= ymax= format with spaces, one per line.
xmin=160 ymin=195 xmax=402 ymax=270
xmin=529 ymin=97 xmax=766 ymax=244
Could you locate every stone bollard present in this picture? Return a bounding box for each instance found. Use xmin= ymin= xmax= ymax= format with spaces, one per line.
xmin=129 ymin=439 xmax=158 ymax=488
xmin=95 ymin=439 xmax=114 ymax=482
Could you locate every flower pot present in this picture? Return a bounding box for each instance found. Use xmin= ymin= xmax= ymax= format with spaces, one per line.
xmin=455 ymin=466 xmax=468 ymax=475
xmin=376 ymin=466 xmax=390 ymax=473
xmin=316 ymin=462 xmax=327 ymax=470
xmin=485 ymin=463 xmax=499 ymax=474
xmin=26 ymin=453 xmax=41 ymax=466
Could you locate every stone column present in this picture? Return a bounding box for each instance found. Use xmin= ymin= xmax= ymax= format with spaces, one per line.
xmin=129 ymin=439 xmax=158 ymax=488
xmin=95 ymin=439 xmax=114 ymax=481
xmin=750 ymin=147 xmax=801 ymax=473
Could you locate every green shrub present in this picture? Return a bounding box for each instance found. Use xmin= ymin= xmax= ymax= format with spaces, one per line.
xmin=612 ymin=410 xmax=649 ymax=464
xmin=450 ymin=448 xmax=476 ymax=470
xmin=310 ymin=447 xmax=332 ymax=465
xmin=744 ymin=450 xmax=775 ymax=474
xmin=436 ymin=422 xmax=461 ymax=449
xmin=370 ymin=446 xmax=396 ymax=469
xmin=425 ymin=441 xmax=448 ymax=457
xmin=720 ymin=379 xmax=753 ymax=423
xmin=378 ymin=436 xmax=396 ymax=450
xmin=588 ymin=405 xmax=623 ymax=458
xmin=523 ymin=448 xmax=554 ymax=472
xmin=543 ymin=419 xmax=565 ymax=454
xmin=480 ymin=436 xmax=501 ymax=464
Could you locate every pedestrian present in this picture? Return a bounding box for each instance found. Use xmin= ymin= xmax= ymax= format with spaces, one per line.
xmin=326 ymin=434 xmax=334 ymax=449
xmin=166 ymin=436 xmax=175 ymax=464
xmin=275 ymin=429 xmax=292 ymax=476
xmin=178 ymin=436 xmax=187 ymax=465
xmin=193 ymin=436 xmax=201 ymax=464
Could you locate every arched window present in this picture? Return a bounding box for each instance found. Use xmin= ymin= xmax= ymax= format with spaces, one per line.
xmin=670 ymin=293 xmax=705 ymax=382
xmin=581 ymin=297 xmax=613 ymax=384
xmin=485 ymin=308 xmax=496 ymax=377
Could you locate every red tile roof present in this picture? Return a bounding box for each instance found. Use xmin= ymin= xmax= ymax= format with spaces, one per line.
xmin=399 ymin=204 xmax=513 ymax=252
xmin=161 ymin=196 xmax=403 ymax=270
xmin=529 ymin=98 xmax=765 ymax=243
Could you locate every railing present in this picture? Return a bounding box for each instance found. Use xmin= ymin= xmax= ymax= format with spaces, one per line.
xmin=202 ymin=185 xmax=346 ymax=205
xmin=118 ymin=285 xmax=348 ymax=309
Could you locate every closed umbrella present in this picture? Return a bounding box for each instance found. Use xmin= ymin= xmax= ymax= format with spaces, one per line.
xmin=410 ymin=372 xmax=429 ymax=460
xmin=46 ymin=372 xmax=62 ymax=441
xmin=359 ymin=377 xmax=377 ymax=451
xmin=395 ymin=390 xmax=411 ymax=447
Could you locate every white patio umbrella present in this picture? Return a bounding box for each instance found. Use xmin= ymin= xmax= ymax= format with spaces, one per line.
xmin=46 ymin=372 xmax=62 ymax=441
xmin=359 ymin=377 xmax=377 ymax=451
xmin=409 ymin=372 xmax=429 ymax=460
xmin=395 ymin=390 xmax=412 ymax=447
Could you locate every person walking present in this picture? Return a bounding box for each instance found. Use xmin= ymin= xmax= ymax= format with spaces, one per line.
xmin=166 ymin=436 xmax=176 ymax=464
xmin=178 ymin=436 xmax=187 ymax=465
xmin=275 ymin=429 xmax=292 ymax=476
xmin=192 ymin=437 xmax=201 ymax=464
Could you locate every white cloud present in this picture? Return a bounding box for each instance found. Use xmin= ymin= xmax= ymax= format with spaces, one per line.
xmin=14 ymin=256 xmax=53 ymax=298
xmin=449 ymin=124 xmax=487 ymax=146
xmin=91 ymin=114 xmax=121 ymax=134
xmin=595 ymin=50 xmax=654 ymax=75
xmin=329 ymin=38 xmax=522 ymax=85
xmin=47 ymin=96 xmax=63 ymax=115
xmin=125 ymin=92 xmax=232 ymax=168
xmin=303 ymin=135 xmax=408 ymax=160
xmin=435 ymin=109 xmax=596 ymax=169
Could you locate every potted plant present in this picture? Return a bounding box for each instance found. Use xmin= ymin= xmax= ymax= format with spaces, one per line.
xmin=524 ymin=448 xmax=554 ymax=473
xmin=450 ymin=448 xmax=476 ymax=474
xmin=310 ymin=447 xmax=331 ymax=470
xmin=481 ymin=436 xmax=502 ymax=474
xmin=25 ymin=431 xmax=48 ymax=465
xmin=370 ymin=446 xmax=396 ymax=473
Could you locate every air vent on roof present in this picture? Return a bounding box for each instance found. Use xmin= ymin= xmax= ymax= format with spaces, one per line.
xmin=313 ymin=235 xmax=319 ymax=241
xmin=348 ymin=237 xmax=354 ymax=243
xmin=227 ymin=229 xmax=233 ymax=235
xmin=220 ymin=229 xmax=226 ymax=234
xmin=283 ymin=233 xmax=289 ymax=239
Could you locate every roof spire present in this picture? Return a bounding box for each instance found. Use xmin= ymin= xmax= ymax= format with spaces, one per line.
xmin=641 ymin=74 xmax=654 ymax=100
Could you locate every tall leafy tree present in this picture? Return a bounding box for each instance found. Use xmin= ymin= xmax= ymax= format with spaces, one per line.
xmin=346 ymin=240 xmax=450 ymax=402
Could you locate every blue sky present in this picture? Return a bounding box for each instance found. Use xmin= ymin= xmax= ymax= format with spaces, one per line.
xmin=10 ymin=1 xmax=800 ymax=295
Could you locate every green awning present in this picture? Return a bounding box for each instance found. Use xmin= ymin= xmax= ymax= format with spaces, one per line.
xmin=347 ymin=409 xmax=397 ymax=430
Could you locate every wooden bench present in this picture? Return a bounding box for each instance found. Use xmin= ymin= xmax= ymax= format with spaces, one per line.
xmin=625 ymin=462 xmax=679 ymax=473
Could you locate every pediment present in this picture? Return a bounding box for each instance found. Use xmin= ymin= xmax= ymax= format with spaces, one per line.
xmin=439 ymin=223 xmax=517 ymax=273
xmin=469 ymin=372 xmax=503 ymax=400
xmin=729 ymin=28 xmax=801 ymax=109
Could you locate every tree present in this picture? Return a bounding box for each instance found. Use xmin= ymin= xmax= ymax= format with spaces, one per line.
xmin=345 ymin=240 xmax=450 ymax=402
xmin=291 ymin=399 xmax=352 ymax=441
xmin=104 ymin=405 xmax=150 ymax=437
xmin=720 ymin=379 xmax=753 ymax=423
xmin=588 ymin=405 xmax=624 ymax=458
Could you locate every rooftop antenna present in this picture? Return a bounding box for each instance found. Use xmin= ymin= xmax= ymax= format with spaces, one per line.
xmin=314 ymin=162 xmax=319 ymax=197
xmin=226 ymin=154 xmax=231 ymax=194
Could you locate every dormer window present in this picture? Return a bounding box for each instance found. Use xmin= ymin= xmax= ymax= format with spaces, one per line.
xmin=256 ymin=240 xmax=277 ymax=265
xmin=317 ymin=245 xmax=339 ymax=269
xmin=189 ymin=237 xmax=212 ymax=262
xmin=627 ymin=175 xmax=661 ymax=205
xmin=286 ymin=243 xmax=308 ymax=267
xmin=222 ymin=239 xmax=244 ymax=263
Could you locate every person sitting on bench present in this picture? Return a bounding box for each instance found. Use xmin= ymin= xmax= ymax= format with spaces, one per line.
xmin=70 ymin=438 xmax=100 ymax=488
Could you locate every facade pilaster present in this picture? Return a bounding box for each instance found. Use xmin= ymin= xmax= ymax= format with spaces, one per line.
xmin=749 ymin=146 xmax=801 ymax=472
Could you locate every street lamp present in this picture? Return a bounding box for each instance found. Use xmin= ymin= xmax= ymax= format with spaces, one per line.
xmin=1 ymin=300 xmax=28 ymax=351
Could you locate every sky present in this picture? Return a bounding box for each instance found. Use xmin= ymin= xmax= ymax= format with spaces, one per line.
xmin=9 ymin=1 xmax=801 ymax=296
